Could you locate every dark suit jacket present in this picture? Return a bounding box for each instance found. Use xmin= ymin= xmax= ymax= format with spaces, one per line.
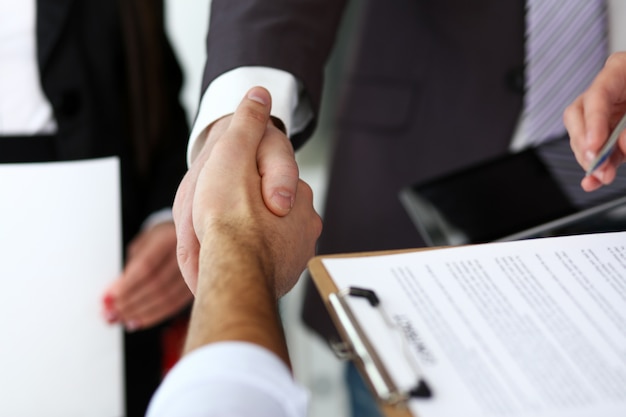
xmin=204 ymin=0 xmax=525 ymax=340
xmin=34 ymin=1 xmax=189 ymax=415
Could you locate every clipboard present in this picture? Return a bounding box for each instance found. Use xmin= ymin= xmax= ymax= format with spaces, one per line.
xmin=307 ymin=234 xmax=626 ymax=417
xmin=308 ymin=248 xmax=431 ymax=417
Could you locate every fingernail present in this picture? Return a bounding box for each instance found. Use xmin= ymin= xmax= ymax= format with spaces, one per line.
xmin=584 ymin=150 xmax=596 ymax=163
xmin=103 ymin=294 xmax=115 ymax=308
xmin=125 ymin=320 xmax=141 ymax=332
xmin=103 ymin=310 xmax=118 ymax=324
xmin=271 ymin=191 xmax=294 ymax=212
xmin=248 ymin=90 xmax=268 ymax=106
xmin=593 ymin=169 xmax=605 ymax=183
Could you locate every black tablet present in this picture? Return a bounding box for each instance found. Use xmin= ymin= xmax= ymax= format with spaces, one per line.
xmin=399 ymin=136 xmax=626 ymax=246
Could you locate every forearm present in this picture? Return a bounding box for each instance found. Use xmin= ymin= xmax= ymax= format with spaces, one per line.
xmin=184 ymin=224 xmax=291 ymax=368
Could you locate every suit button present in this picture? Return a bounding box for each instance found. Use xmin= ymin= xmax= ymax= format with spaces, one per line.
xmin=58 ymin=90 xmax=82 ymax=118
xmin=505 ymin=66 xmax=525 ymax=95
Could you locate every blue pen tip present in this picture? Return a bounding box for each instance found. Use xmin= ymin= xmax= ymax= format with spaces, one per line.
xmin=586 ymin=153 xmax=610 ymax=177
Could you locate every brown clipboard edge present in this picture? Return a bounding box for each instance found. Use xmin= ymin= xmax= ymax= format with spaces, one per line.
xmin=307 ymin=247 xmax=436 ymax=417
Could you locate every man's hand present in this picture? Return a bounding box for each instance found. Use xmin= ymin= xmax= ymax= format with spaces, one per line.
xmin=564 ymin=51 xmax=626 ymax=192
xmin=101 ymin=222 xmax=192 ymax=330
xmin=182 ymin=86 xmax=321 ymax=361
xmin=189 ymin=86 xmax=321 ymax=297
xmin=173 ymin=90 xmax=300 ymax=286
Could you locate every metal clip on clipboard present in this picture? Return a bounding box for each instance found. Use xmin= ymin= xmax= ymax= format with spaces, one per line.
xmin=328 ymin=287 xmax=433 ymax=405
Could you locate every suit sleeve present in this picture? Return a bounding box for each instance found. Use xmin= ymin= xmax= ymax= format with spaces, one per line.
xmin=203 ymin=0 xmax=348 ymax=148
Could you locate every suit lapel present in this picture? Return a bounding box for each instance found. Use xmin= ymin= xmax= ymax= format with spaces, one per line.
xmin=36 ymin=0 xmax=75 ymax=71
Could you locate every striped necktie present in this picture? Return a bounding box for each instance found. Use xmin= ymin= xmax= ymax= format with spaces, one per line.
xmin=520 ymin=2 xmax=626 ymax=217
xmin=521 ymin=0 xmax=608 ymax=146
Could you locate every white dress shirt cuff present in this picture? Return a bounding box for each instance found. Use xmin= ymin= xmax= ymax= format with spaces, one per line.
xmin=141 ymin=208 xmax=173 ymax=230
xmin=146 ymin=341 xmax=310 ymax=417
xmin=187 ymin=66 xmax=313 ymax=165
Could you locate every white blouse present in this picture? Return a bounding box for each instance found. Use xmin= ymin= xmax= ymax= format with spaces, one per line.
xmin=0 ymin=0 xmax=56 ymax=135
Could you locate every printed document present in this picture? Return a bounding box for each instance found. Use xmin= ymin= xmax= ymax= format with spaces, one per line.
xmin=323 ymin=232 xmax=626 ymax=417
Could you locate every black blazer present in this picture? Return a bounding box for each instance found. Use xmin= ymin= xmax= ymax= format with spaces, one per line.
xmin=204 ymin=0 xmax=526 ymax=339
xmin=35 ymin=1 xmax=189 ymax=415
xmin=36 ymin=0 xmax=188 ymax=243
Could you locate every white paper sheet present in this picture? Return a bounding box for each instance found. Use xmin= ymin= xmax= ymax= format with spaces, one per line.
xmin=322 ymin=232 xmax=626 ymax=417
xmin=0 ymin=157 xmax=123 ymax=417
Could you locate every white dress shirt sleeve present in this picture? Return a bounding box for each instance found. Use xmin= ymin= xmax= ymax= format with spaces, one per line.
xmin=146 ymin=341 xmax=310 ymax=417
xmin=187 ymin=66 xmax=313 ymax=164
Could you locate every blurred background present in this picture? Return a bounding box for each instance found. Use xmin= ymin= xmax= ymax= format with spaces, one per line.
xmin=164 ymin=1 xmax=364 ymax=416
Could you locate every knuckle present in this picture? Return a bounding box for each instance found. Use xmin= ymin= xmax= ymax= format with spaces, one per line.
xmin=298 ymin=180 xmax=313 ymax=196
xmin=240 ymin=106 xmax=268 ymax=125
xmin=176 ymin=242 xmax=197 ymax=282
xmin=606 ymin=52 xmax=622 ymax=67
xmin=310 ymin=217 xmax=323 ymax=241
xmin=562 ymin=105 xmax=574 ymax=124
xmin=132 ymin=258 xmax=152 ymax=277
xmin=176 ymin=243 xmax=191 ymax=268
xmin=282 ymin=161 xmax=299 ymax=178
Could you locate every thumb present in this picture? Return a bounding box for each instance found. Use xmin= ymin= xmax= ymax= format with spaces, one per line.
xmin=226 ymin=87 xmax=273 ymax=156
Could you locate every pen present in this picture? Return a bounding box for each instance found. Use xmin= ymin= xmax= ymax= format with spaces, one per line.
xmin=585 ymin=112 xmax=626 ymax=176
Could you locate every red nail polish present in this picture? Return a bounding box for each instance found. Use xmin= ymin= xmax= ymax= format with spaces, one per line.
xmin=103 ymin=294 xmax=114 ymax=308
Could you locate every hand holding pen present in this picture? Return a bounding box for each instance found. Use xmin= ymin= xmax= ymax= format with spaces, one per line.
xmin=564 ymin=51 xmax=626 ymax=192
